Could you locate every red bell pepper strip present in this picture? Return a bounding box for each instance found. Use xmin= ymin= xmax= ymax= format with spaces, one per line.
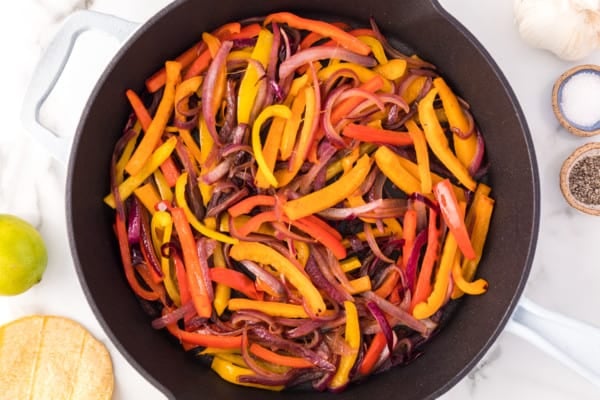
xmin=342 ymin=123 xmax=413 ymax=146
xmin=209 ymin=268 xmax=263 ymax=300
xmin=265 ymin=12 xmax=371 ymax=56
xmin=410 ymin=207 xmax=441 ymax=311
xmin=227 ymin=195 xmax=277 ymax=217
xmin=358 ymin=330 xmax=387 ymax=376
xmin=434 ymin=179 xmax=475 ymax=260
xmin=166 ymin=323 xmax=242 ymax=349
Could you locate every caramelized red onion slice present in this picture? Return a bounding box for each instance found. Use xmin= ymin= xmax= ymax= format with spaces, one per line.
xmin=239 ymin=260 xmax=287 ymax=300
xmin=279 ymin=46 xmax=376 ymax=81
xmin=305 ymin=254 xmax=351 ymax=305
xmin=364 ymin=222 xmax=394 ymax=263
xmin=366 ymin=301 xmax=394 ymax=353
xmin=404 ymin=229 xmax=428 ymax=293
xmin=151 ymin=302 xmax=196 ymax=329
xmin=363 ymin=291 xmax=429 ymax=334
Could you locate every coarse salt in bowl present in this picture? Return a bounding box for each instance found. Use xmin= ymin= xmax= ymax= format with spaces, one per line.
xmin=552 ymin=65 xmax=600 ymax=137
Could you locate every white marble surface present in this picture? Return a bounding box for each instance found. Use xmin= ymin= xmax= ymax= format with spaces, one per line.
xmin=1 ymin=0 xmax=599 ymax=399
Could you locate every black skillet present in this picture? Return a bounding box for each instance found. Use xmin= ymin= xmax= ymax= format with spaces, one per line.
xmin=64 ymin=0 xmax=539 ymax=398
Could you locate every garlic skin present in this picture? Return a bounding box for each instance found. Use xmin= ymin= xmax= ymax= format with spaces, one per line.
xmin=514 ymin=0 xmax=600 ymax=60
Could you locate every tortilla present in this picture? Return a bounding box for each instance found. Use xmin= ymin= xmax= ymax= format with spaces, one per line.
xmin=0 ymin=315 xmax=114 ymax=400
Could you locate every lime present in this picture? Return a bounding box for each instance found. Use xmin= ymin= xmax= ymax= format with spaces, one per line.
xmin=0 ymin=214 xmax=48 ymax=295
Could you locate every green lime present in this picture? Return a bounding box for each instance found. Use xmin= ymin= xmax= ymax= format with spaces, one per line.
xmin=0 ymin=214 xmax=48 ymax=296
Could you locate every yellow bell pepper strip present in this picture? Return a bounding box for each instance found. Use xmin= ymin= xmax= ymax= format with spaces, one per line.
xmin=202 ymin=32 xmax=221 ymax=57
xmin=433 ymin=77 xmax=478 ymax=168
xmin=252 ymin=105 xmax=292 ymax=188
xmin=406 ymin=120 xmax=432 ymax=194
xmin=283 ymin=154 xmax=372 ymax=221
xmin=279 ymin=88 xmax=307 ymax=161
xmin=451 ymin=259 xmax=488 ymax=296
xmin=105 ymin=136 xmax=177 ymax=208
xmin=275 ymin=79 xmax=319 ymax=186
xmin=126 ymin=61 xmax=181 ymax=176
xmin=374 ymin=146 xmax=422 ymax=197
xmin=328 ymin=301 xmax=360 ymax=390
xmin=451 ymin=193 xmax=494 ymax=299
xmin=418 ymin=88 xmax=477 ymax=191
xmin=318 ymin=64 xmax=392 ymax=93
xmin=211 ymin=356 xmax=284 ymax=391
xmin=348 ymin=276 xmax=372 ymax=294
xmin=153 ymin=169 xmax=174 ymax=203
xmin=229 ymin=242 xmax=327 ymax=316
xmin=169 ymin=206 xmax=212 ymax=318
xmin=401 ymin=75 xmax=427 ymax=105
xmin=434 ymin=179 xmax=476 ymax=260
xmin=237 ymin=28 xmax=274 ymax=125
xmin=151 ymin=210 xmax=180 ymax=305
xmin=134 ymin=183 xmax=161 ymax=214
xmin=212 ymin=243 xmax=230 ymax=316
xmin=114 ymin=122 xmax=141 ymax=185
xmin=255 ymin=116 xmax=287 ymax=189
xmin=174 ymin=173 xmax=238 ymax=244
xmin=198 ymin=116 xmax=215 ymax=206
xmin=340 ymin=257 xmax=361 ymax=273
xmin=412 ymin=229 xmax=458 ymax=320
xmin=465 ymin=183 xmax=492 ymax=230
xmin=264 ymin=12 xmax=371 ymax=56
xmin=293 ymin=241 xmax=310 ymax=268
xmin=357 ymin=35 xmax=388 ymax=64
xmin=342 ymin=123 xmax=413 ymax=146
xmin=374 ymin=59 xmax=408 ymax=81
xmin=228 ymin=299 xmax=315 ymax=318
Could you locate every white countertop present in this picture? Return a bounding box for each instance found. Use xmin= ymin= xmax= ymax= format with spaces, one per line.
xmin=1 ymin=0 xmax=599 ymax=399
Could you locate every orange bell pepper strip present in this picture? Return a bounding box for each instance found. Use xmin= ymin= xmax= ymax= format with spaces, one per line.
xmin=433 ymin=77 xmax=477 ymax=168
xmin=252 ymin=105 xmax=292 ymax=187
xmin=209 ymin=268 xmax=263 ymax=300
xmin=228 ymin=299 xmax=315 ymax=319
xmin=434 ymin=179 xmax=475 ymax=260
xmin=255 ymin=115 xmax=287 ymax=188
xmin=172 ymin=252 xmax=191 ymax=311
xmin=133 ymin=182 xmax=161 ymax=215
xmin=145 ymin=41 xmax=202 ymax=93
xmin=227 ymin=23 xmax=261 ymax=40
xmin=402 ymin=209 xmax=418 ymax=269
xmin=126 ymin=61 xmax=181 ymax=176
xmin=227 ymin=195 xmax=276 ymax=217
xmin=170 ymin=206 xmax=212 ymax=319
xmin=183 ymin=48 xmax=212 ymax=80
xmin=342 ymin=123 xmax=413 ymax=146
xmin=418 ymin=88 xmax=476 ymax=191
xmin=283 ymin=154 xmax=371 ymax=221
xmin=299 ymin=21 xmax=350 ymax=49
xmin=229 ymin=242 xmax=326 ymax=316
xmin=358 ymin=330 xmax=387 ymax=376
xmin=374 ymin=146 xmax=422 ymax=197
xmin=330 ymin=75 xmax=385 ymax=125
xmin=328 ymin=301 xmax=360 ymax=390
xmin=264 ymin=12 xmax=371 ymax=56
xmin=125 ymin=88 xmax=180 ymax=187
xmin=166 ymin=322 xmax=242 ymax=349
xmin=405 ymin=120 xmax=432 ymax=194
xmin=410 ymin=207 xmax=441 ymax=311
xmin=105 ymin=137 xmax=177 ymax=208
xmin=249 ymin=343 xmax=314 ymax=369
xmin=412 ymin=227 xmax=458 ymax=320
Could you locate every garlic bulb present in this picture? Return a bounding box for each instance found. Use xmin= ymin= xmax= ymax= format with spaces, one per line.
xmin=514 ymin=0 xmax=600 ymax=60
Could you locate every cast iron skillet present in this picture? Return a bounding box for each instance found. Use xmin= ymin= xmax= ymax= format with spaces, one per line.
xmin=66 ymin=0 xmax=539 ymax=398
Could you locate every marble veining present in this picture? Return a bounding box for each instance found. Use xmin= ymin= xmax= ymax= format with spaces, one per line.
xmin=0 ymin=0 xmax=599 ymax=399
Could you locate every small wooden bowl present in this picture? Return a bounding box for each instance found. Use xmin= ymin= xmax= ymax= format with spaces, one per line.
xmin=552 ymin=64 xmax=600 ymax=137
xmin=560 ymin=142 xmax=600 ymax=215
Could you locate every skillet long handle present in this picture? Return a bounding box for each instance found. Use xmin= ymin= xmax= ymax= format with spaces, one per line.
xmin=20 ymin=10 xmax=138 ymax=164
xmin=505 ymin=297 xmax=600 ymax=387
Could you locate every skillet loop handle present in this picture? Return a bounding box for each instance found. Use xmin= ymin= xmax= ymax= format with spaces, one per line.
xmin=506 ymin=297 xmax=600 ymax=387
xmin=20 ymin=10 xmax=138 ymax=164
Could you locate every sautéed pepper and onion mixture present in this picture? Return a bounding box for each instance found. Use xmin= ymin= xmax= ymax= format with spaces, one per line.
xmin=105 ymin=12 xmax=494 ymax=392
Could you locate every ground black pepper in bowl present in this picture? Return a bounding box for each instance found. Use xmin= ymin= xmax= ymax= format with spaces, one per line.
xmin=560 ymin=142 xmax=600 ymax=215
